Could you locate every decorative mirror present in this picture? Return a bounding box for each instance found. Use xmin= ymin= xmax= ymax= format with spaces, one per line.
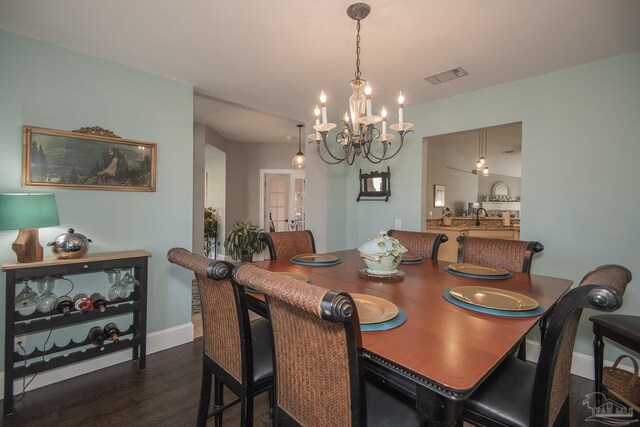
xmin=434 ymin=185 xmax=445 ymax=207
xmin=357 ymin=167 xmax=391 ymax=201
xmin=492 ymin=182 xmax=511 ymax=199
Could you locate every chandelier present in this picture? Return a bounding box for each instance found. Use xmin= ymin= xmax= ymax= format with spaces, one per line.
xmin=308 ymin=3 xmax=413 ymax=165
xmin=291 ymin=124 xmax=305 ymax=169
xmin=475 ymin=129 xmax=489 ymax=176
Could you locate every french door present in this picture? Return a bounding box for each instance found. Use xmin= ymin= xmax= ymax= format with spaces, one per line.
xmin=262 ymin=171 xmax=305 ymax=232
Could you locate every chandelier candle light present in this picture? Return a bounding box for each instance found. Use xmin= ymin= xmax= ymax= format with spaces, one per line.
xmin=308 ymin=3 xmax=413 ymax=165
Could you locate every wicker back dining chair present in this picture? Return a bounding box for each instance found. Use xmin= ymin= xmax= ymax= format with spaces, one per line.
xmin=167 ymin=248 xmax=273 ymax=426
xmin=456 ymin=236 xmax=544 ymax=273
xmin=456 ymin=236 xmax=544 ymax=360
xmin=462 ymin=264 xmax=632 ymax=427
xmin=232 ymin=264 xmax=428 ymax=427
xmin=387 ymin=229 xmax=448 ymax=260
xmin=259 ymin=230 xmax=316 ymax=261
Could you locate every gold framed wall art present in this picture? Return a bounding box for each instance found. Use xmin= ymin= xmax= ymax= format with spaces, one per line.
xmin=22 ymin=126 xmax=157 ymax=192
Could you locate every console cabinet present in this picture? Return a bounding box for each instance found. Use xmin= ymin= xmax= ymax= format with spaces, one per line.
xmin=2 ymin=250 xmax=150 ymax=415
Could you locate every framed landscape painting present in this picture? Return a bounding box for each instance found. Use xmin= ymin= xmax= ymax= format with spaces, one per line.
xmin=22 ymin=126 xmax=157 ymax=192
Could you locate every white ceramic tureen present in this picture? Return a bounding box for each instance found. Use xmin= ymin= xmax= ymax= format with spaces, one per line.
xmin=358 ymin=231 xmax=407 ymax=275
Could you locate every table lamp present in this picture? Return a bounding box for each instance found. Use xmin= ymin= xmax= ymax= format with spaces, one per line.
xmin=0 ymin=193 xmax=60 ymax=263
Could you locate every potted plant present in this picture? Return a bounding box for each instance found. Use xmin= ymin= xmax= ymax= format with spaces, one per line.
xmin=223 ymin=221 xmax=266 ymax=262
xmin=204 ymin=207 xmax=218 ymax=258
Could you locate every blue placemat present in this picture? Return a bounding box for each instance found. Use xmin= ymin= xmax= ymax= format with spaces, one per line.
xmin=444 ymin=265 xmax=513 ymax=280
xmin=443 ymin=290 xmax=544 ymax=317
xmin=290 ymin=258 xmax=342 ymax=267
xmin=361 ymin=307 xmax=407 ymax=332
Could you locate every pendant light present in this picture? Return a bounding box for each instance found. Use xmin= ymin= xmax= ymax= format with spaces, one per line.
xmin=291 ymin=124 xmax=305 ymax=169
xmin=476 ymin=129 xmax=489 ymax=176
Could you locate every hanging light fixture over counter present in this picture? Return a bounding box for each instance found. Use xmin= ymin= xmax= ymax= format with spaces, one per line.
xmin=291 ymin=124 xmax=305 ymax=169
xmin=476 ymin=129 xmax=489 ymax=176
xmin=308 ymin=3 xmax=413 ymax=165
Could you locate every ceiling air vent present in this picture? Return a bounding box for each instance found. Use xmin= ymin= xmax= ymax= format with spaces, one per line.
xmin=425 ymin=67 xmax=468 ymax=85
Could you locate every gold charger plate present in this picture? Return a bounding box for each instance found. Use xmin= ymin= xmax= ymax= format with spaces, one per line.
xmin=350 ymin=293 xmax=399 ymax=324
xmin=448 ymin=263 xmax=509 ymax=276
xmin=449 ymin=286 xmax=539 ymax=311
xmin=402 ymin=252 xmax=424 ymax=262
xmin=292 ymin=253 xmax=339 ymax=263
xmin=276 ymin=271 xmax=309 ymax=282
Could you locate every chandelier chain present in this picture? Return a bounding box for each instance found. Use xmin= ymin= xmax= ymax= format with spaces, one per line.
xmin=355 ymin=19 xmax=361 ymax=80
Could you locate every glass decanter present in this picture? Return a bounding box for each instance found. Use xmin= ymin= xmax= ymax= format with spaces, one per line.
xmin=36 ymin=278 xmax=59 ymax=314
xmin=15 ymin=281 xmax=38 ymax=316
xmin=121 ymin=269 xmax=140 ymax=298
xmin=106 ymin=268 xmax=127 ymax=301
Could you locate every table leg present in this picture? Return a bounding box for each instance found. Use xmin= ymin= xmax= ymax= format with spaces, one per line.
xmin=416 ymin=385 xmax=463 ymax=426
xmin=593 ymin=324 xmax=604 ymax=404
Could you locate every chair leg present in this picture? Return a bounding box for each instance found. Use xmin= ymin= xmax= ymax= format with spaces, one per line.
xmin=241 ymin=392 xmax=254 ymax=427
xmin=197 ymin=359 xmax=214 ymax=427
xmin=268 ymin=387 xmax=276 ymax=426
xmin=517 ymin=339 xmax=527 ymax=361
xmin=213 ymin=377 xmax=224 ymax=427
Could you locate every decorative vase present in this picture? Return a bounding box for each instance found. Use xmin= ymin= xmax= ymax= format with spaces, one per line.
xmin=358 ymin=231 xmax=407 ymax=275
xmin=442 ymin=216 xmax=452 ymax=226
xmin=240 ymin=253 xmax=253 ymax=263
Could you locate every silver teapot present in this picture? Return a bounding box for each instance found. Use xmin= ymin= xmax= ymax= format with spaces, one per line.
xmin=48 ymin=228 xmax=92 ymax=259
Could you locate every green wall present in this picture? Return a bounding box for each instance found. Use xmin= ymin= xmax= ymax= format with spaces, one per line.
xmin=330 ymin=51 xmax=640 ymax=357
xmin=0 ymin=30 xmax=194 ymax=365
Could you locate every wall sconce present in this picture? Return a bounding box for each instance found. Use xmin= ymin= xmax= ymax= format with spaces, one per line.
xmin=0 ymin=193 xmax=60 ymax=263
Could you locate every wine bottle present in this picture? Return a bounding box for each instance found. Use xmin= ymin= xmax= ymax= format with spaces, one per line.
xmin=91 ymin=292 xmax=107 ymax=313
xmin=73 ymin=293 xmax=93 ymax=314
xmin=103 ymin=322 xmax=120 ymax=342
xmin=88 ymin=326 xmax=106 ymax=351
xmin=56 ymin=295 xmax=73 ymax=317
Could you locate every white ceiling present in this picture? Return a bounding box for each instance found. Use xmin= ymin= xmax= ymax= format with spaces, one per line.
xmin=1 ymin=0 xmax=639 ymax=144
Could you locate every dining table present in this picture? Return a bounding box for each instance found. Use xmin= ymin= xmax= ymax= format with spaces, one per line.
xmin=249 ymin=249 xmax=573 ymax=426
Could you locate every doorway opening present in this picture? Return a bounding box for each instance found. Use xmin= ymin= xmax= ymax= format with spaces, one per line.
xmin=260 ymin=169 xmax=306 ymax=245
xmin=193 ymin=144 xmax=226 ymax=338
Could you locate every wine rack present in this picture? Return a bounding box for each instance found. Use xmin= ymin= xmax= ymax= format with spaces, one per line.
xmin=2 ymin=250 xmax=150 ymax=415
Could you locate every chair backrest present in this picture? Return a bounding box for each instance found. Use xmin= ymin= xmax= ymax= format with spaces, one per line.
xmin=456 ymin=236 xmax=544 ymax=273
xmin=531 ymin=264 xmax=632 ymax=426
xmin=233 ymin=263 xmax=363 ymax=426
xmin=387 ymin=229 xmax=448 ymax=260
xmin=259 ymin=230 xmax=316 ymax=260
xmin=167 ymin=248 xmax=253 ymax=386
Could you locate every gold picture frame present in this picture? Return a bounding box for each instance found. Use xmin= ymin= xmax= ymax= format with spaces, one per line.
xmin=434 ymin=184 xmax=445 ymax=207
xmin=22 ymin=125 xmax=157 ymax=192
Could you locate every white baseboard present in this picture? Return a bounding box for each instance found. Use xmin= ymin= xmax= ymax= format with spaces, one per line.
xmin=0 ymin=322 xmax=194 ymax=400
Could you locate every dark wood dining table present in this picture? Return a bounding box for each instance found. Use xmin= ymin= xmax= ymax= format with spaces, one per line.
xmin=250 ymin=249 xmax=573 ymax=426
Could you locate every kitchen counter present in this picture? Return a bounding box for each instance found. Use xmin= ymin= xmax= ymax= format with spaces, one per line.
xmin=428 ymin=224 xmax=520 ymax=231
xmin=426 ymin=216 xmax=519 ymax=230
xmin=426 ymin=217 xmax=521 ymax=262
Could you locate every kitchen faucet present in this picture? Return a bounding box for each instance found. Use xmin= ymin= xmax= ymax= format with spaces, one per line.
xmin=476 ymin=208 xmax=488 ymax=226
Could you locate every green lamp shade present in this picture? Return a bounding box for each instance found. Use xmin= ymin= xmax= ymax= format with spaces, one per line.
xmin=0 ymin=193 xmax=60 ymax=230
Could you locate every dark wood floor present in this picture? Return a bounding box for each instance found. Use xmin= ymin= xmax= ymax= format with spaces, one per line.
xmin=0 ymin=339 xmax=623 ymax=426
